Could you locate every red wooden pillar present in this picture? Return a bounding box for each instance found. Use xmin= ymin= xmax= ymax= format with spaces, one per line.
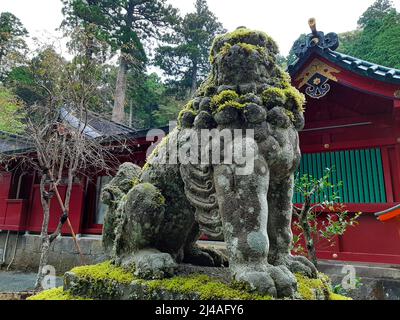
xmin=393 ymin=101 xmax=400 ymax=202
xmin=0 ymin=173 xmax=12 ymax=227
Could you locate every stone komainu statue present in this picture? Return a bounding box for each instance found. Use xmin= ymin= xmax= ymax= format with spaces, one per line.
xmin=102 ymin=27 xmax=317 ymax=298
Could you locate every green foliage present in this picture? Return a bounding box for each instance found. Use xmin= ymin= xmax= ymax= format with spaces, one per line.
xmin=357 ymin=0 xmax=396 ymax=27
xmin=288 ymin=1 xmax=400 ymax=70
xmin=338 ymin=0 xmax=400 ymax=69
xmin=293 ymin=168 xmax=361 ymax=257
xmin=61 ymin=0 xmax=181 ymax=124
xmin=332 ymin=276 xmax=362 ymax=296
xmin=5 ymin=46 xmax=66 ymax=106
xmin=276 ymin=54 xmax=288 ymax=69
xmin=127 ymin=72 xmax=182 ymax=128
xmin=5 ymin=36 xmax=115 ymax=115
xmin=0 ymin=12 xmax=28 ymax=80
xmin=154 ymin=0 xmax=225 ymax=98
xmin=0 ymin=86 xmax=25 ymax=134
xmin=152 ymin=96 xmax=182 ymax=127
xmin=337 ymin=30 xmax=362 ymax=54
xmin=62 ymin=0 xmax=179 ymax=67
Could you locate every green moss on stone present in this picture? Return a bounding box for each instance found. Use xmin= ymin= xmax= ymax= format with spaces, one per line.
xmin=284 ymin=87 xmax=306 ymax=113
xmin=211 ymin=43 xmax=232 ymax=62
xmin=276 ymin=69 xmax=292 ymax=88
xmin=197 ymin=74 xmax=217 ymax=96
xmin=140 ymin=182 xmax=165 ymax=205
xmin=262 ymin=86 xmax=306 ymax=113
xmin=143 ymin=274 xmax=273 ymax=300
xmin=36 ymin=262 xmax=350 ymax=301
xmin=210 ymin=28 xmax=278 ymax=65
xmin=71 ymin=261 xmax=135 ymax=284
xmin=262 ymin=87 xmax=287 ymax=108
xmin=329 ymin=293 xmax=352 ymax=300
xmin=226 ymin=28 xmax=273 ymax=47
xmin=178 ymin=103 xmax=198 ymax=128
xmin=142 ymin=162 xmax=151 ymax=172
xmin=27 ymin=287 xmax=92 ymax=300
xmin=216 ymin=101 xmax=246 ymax=113
xmin=131 ymin=178 xmax=141 ymax=188
xmin=211 ymin=90 xmax=239 ymax=107
xmin=295 ymin=273 xmax=331 ymax=300
xmin=212 ymin=42 xmax=265 ymax=62
xmin=237 ymin=43 xmax=266 ymax=55
xmin=284 ymin=109 xmax=295 ymax=122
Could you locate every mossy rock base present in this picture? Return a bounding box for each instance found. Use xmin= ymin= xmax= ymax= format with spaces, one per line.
xmin=30 ymin=261 xmax=350 ymax=300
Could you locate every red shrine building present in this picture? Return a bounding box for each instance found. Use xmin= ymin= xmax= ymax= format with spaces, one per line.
xmin=1 ymin=25 xmax=400 ymax=267
xmin=289 ymin=23 xmax=400 ymax=264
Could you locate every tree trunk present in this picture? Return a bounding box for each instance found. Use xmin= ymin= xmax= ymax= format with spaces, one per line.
xmin=112 ymin=1 xmax=135 ymax=124
xmin=112 ymin=56 xmax=128 ymax=124
xmin=300 ymin=209 xmax=318 ymax=267
xmin=34 ymin=174 xmax=51 ymax=291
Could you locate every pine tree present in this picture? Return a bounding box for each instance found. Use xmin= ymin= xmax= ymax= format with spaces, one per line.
xmin=62 ymin=0 xmax=178 ymax=123
xmin=155 ymin=0 xmax=225 ymax=98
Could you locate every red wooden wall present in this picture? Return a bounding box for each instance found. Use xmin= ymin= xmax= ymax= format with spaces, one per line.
xmin=293 ymin=59 xmax=400 ymax=265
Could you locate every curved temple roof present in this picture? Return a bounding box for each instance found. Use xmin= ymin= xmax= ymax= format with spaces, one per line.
xmin=288 ymin=20 xmax=400 ymax=85
xmin=0 ymin=108 xmax=138 ymax=155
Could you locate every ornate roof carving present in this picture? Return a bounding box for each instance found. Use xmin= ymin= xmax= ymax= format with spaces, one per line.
xmin=292 ymin=18 xmax=339 ymax=58
xmin=288 ymin=19 xmax=400 ymax=87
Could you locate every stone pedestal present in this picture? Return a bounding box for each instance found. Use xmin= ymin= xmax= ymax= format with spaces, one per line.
xmin=56 ymin=262 xmax=349 ymax=300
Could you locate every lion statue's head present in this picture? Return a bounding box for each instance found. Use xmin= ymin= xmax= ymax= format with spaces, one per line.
xmin=178 ymin=27 xmax=306 ymax=134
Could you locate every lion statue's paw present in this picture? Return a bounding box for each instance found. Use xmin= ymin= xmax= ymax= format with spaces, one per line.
xmin=272 ymin=255 xmax=318 ymax=279
xmin=121 ymin=249 xmax=178 ymax=280
xmin=184 ymin=245 xmax=229 ymax=267
xmin=232 ymin=264 xmax=297 ymax=298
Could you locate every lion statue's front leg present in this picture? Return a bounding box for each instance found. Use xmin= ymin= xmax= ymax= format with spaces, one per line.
xmin=213 ymin=138 xmax=297 ymax=298
xmin=268 ymin=175 xmax=318 ymax=279
xmin=263 ymin=107 xmax=318 ymax=279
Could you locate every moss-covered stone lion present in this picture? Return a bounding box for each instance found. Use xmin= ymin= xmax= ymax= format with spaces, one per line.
xmin=101 ymin=27 xmax=317 ymax=298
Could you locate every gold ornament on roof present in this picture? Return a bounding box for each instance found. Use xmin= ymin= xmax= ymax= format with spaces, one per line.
xmin=296 ymin=58 xmax=340 ymax=89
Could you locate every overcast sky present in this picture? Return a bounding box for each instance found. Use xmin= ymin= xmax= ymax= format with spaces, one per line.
xmin=1 ymin=0 xmax=399 ymax=56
